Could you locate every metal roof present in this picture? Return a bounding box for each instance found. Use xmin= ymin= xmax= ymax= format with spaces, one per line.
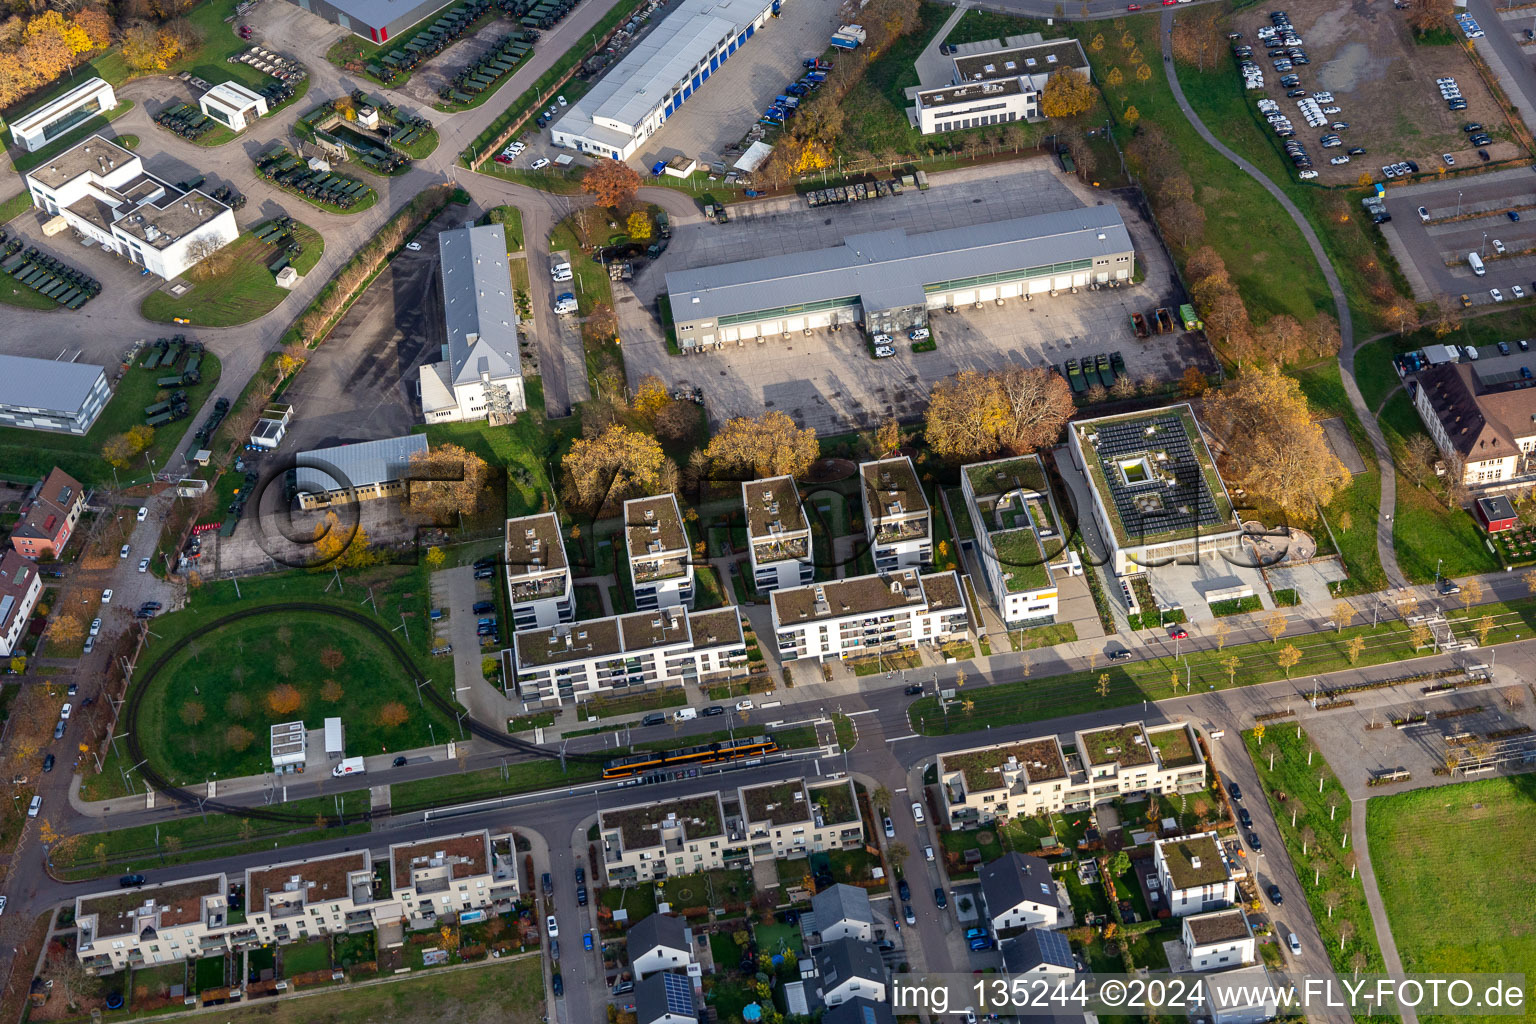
xmin=13 ymin=77 xmax=113 ymax=133
xmin=556 ymin=0 xmax=767 ymax=137
xmin=202 ymin=80 xmax=267 ymax=111
xmin=295 ymin=434 xmax=428 ymax=492
xmin=439 ymin=224 xmax=521 ymax=389
xmin=0 ymin=354 xmax=106 ymax=416
xmin=304 ymin=0 xmax=454 ymax=30
xmin=666 ymin=206 xmax=1132 ymax=323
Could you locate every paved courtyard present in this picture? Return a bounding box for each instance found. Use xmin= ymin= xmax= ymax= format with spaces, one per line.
xmin=620 ymin=160 xmax=1202 ymax=431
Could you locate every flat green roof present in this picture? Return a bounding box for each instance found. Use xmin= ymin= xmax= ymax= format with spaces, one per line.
xmin=991 ymin=528 xmax=1050 ymax=592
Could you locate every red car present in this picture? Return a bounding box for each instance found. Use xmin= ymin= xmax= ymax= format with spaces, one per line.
xmin=1127 ymin=3 xmax=1141 ymax=9
xmin=1161 ymin=1 xmax=1176 ymax=5
xmin=1168 ymin=624 xmax=1189 ymax=640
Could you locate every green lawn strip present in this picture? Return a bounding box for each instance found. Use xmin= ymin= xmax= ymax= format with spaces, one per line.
xmin=391 ymin=758 xmax=604 ymax=809
xmin=1244 ymin=727 xmax=1387 ymax=981
xmin=418 ymin=395 xmax=566 ymax=519
xmin=0 ymin=192 xmax=33 ymax=224
xmin=140 ymin=223 xmax=324 ymax=327
xmin=487 ymin=205 xmax=524 ymax=249
xmin=209 ymin=953 xmax=543 ymax=1024
xmin=909 ymin=597 xmax=1536 ymax=735
xmin=0 ymin=272 xmax=61 ymax=310
xmin=1091 ymin=17 xmax=1332 ymax=326
xmin=280 ymin=938 xmax=333 ymax=975
xmin=1377 ymin=390 xmax=1502 ymax=582
xmin=0 ymin=352 xmax=222 ymax=488
xmin=9 ymin=100 xmax=135 ymax=173
xmin=1366 ymin=777 xmax=1536 ymax=1001
xmin=1291 ymin=360 xmax=1386 ymax=593
xmin=53 ymin=791 xmax=371 ymax=881
xmin=1171 ymin=54 xmax=1405 ymax=331
xmin=833 ymin=713 xmax=856 ymax=751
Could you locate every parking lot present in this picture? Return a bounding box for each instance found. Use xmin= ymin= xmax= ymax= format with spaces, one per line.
xmin=1381 ymin=167 xmax=1536 ymax=302
xmin=620 ymin=161 xmax=1205 ymax=432
xmin=1227 ymin=0 xmax=1517 ymax=185
xmin=624 ymin=0 xmax=844 ymax=171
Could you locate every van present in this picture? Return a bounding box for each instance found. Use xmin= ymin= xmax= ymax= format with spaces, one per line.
xmin=331 ymin=756 xmax=366 ymax=778
xmin=642 ymin=713 xmax=667 ymax=726
xmin=1288 ymin=932 xmax=1301 ymax=954
xmin=1469 ymin=252 xmax=1486 ymax=276
xmin=27 ymin=796 xmax=41 ymax=818
xmin=673 ymin=708 xmax=697 ymax=722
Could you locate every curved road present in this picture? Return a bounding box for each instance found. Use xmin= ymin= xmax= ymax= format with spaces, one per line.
xmin=1159 ymin=8 xmax=1414 ymax=1004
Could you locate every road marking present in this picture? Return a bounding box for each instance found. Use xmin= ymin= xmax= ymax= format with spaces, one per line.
xmin=886 ymin=733 xmax=919 ymax=742
xmin=845 ymin=709 xmax=878 ymax=717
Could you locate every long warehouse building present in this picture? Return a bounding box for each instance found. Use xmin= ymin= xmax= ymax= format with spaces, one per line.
xmin=549 ymin=0 xmax=779 ymax=160
xmin=665 ymin=205 xmax=1135 ymax=348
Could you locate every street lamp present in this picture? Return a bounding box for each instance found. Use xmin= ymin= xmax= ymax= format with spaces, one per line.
xmin=1456 ymin=190 xmax=1463 ymax=217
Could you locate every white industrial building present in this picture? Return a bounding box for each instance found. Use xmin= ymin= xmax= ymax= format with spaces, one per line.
xmin=270 ymin=721 xmax=307 ymax=771
xmin=548 ymin=0 xmax=778 ymax=160
xmin=504 ymin=512 xmax=575 ymax=630
xmin=419 ymin=224 xmax=527 ymax=425
xmin=199 ymin=80 xmax=270 ymax=132
xmin=769 ymin=569 xmax=969 ymax=663
xmin=9 ymin=77 xmax=116 ymax=153
xmin=24 ymin=135 xmax=238 ymax=280
xmin=665 ymin=207 xmax=1135 ymax=345
xmin=911 ymin=37 xmax=1089 ymax=135
xmin=0 ymin=354 xmax=109 ymax=434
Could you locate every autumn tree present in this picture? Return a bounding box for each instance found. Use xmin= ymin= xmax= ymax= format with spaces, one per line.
xmin=1331 ymin=601 xmax=1354 ymax=633
xmin=580 ymin=160 xmax=641 ymax=209
xmin=1264 ymin=610 xmax=1288 ymax=645
xmin=632 ymin=375 xmax=670 ymax=421
xmin=1462 ymin=575 xmax=1484 ymax=610
xmin=562 ymin=424 xmax=673 ymax=515
xmin=267 ymin=684 xmax=302 ymax=716
xmin=185 ymin=236 xmax=234 ymax=281
xmin=406 ymin=442 xmax=490 ymax=525
xmin=704 ymin=411 xmax=820 ymax=479
xmin=875 ymin=417 xmax=901 ymax=456
xmin=425 ymin=546 xmax=446 ymax=569
xmin=1040 ymin=68 xmax=1096 ymax=118
xmin=1347 ymin=634 xmax=1366 ymax=665
xmin=74 ymin=7 xmax=113 ymax=50
xmin=120 ymin=24 xmax=172 ymax=71
xmin=1180 ymin=366 xmax=1208 ymax=397
xmin=924 ymin=370 xmax=1004 ymax=461
xmin=626 ymin=211 xmax=653 ymax=241
xmin=1170 ymin=7 xmax=1222 ymax=71
xmin=378 ymin=701 xmax=409 ymax=728
xmin=50 ymin=615 xmax=84 ymax=648
xmin=994 ymin=365 xmax=1074 ymax=454
xmin=654 ymin=401 xmax=699 ymax=443
xmin=225 ymin=724 xmax=255 ymax=752
xmin=179 ymin=701 xmax=205 ymax=727
xmin=102 ymin=425 xmax=155 ymax=468
xmin=1277 ymin=643 xmax=1301 ymax=678
xmin=321 ymin=679 xmax=345 ymax=703
xmin=1202 ymin=364 xmax=1349 ymax=520
xmin=1408 ymin=0 xmax=1454 ymax=36
xmin=310 ymin=511 xmax=377 ymax=571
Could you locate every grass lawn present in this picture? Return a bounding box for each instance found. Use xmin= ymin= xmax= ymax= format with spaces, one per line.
xmin=1377 ymin=390 xmax=1501 ymax=582
xmin=1366 ymin=776 xmax=1536 ymax=1009
xmin=0 ymin=270 xmax=61 ymax=310
xmin=281 ymin=938 xmax=332 ymax=976
xmin=390 ymin=757 xmax=604 ymax=810
xmin=193 ymin=955 xmax=226 ymax=991
xmin=0 ymin=352 xmax=222 ymax=488
xmin=420 ymin=379 xmax=572 ymax=519
xmin=662 ymin=868 xmax=752 ymax=910
xmin=222 ymin=953 xmax=543 ymax=1024
xmin=602 ymin=882 xmax=659 ymax=922
xmin=753 ymin=920 xmax=803 ymax=958
xmin=140 ymin=223 xmax=324 ymax=326
xmin=0 ymin=191 xmax=33 ymax=224
xmin=8 ymin=101 xmax=135 ymax=173
xmin=1244 ymin=727 xmax=1385 ymax=977
xmin=138 ymin=608 xmax=454 ymax=782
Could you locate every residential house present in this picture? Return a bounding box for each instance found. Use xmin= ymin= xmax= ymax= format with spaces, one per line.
xmin=815 ymin=937 xmax=888 ymax=1007
xmin=979 ymin=852 xmax=1060 ymax=930
xmin=999 ymin=928 xmax=1076 ymax=977
xmin=770 ymin=569 xmax=970 ymax=663
xmin=1065 ymin=404 xmax=1243 ymax=576
xmin=860 ymin=457 xmax=930 ymax=571
xmin=628 ymin=913 xmax=693 ymax=978
xmin=389 ymin=831 xmax=516 ymax=926
xmin=938 ymin=722 xmax=1206 ymax=826
xmin=76 ymin=875 xmax=232 ymax=972
xmin=11 ymin=468 xmax=85 ymax=560
xmin=599 ymin=794 xmax=729 ymax=884
xmin=504 ymin=513 xmax=574 ymax=630
xmin=625 ymin=494 xmax=694 ymax=610
xmin=811 ymin=883 xmax=874 ymax=943
xmin=960 ymin=456 xmax=1073 ymax=625
xmin=739 ymin=778 xmax=865 ymax=862
xmin=1181 ymin=908 xmax=1255 ymax=972
xmin=244 ymin=851 xmax=389 ymax=947
xmin=822 ymin=998 xmax=897 ymax=1024
xmin=1153 ymin=832 xmax=1237 ymax=917
xmin=1412 ymin=357 xmax=1536 ymax=488
xmin=510 ymin=607 xmax=745 ymax=707
xmin=0 ymin=550 xmax=43 ymax=657
xmin=743 ymin=476 xmax=814 ymax=592
xmin=635 ymin=970 xmax=699 ymax=1024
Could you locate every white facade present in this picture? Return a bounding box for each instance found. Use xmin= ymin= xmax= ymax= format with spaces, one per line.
xmin=912 ymin=38 xmax=1089 ymax=135
xmin=1209 ymin=965 xmax=1279 ymax=1024
xmin=0 ymin=551 xmax=43 ymax=657
xmin=549 ymin=0 xmax=777 ymax=160
xmin=511 ymin=607 xmax=745 ymax=706
xmin=25 ymin=135 xmax=238 ymax=280
xmin=625 ymin=494 xmax=694 ymax=611
xmin=199 ymin=81 xmax=269 ymax=132
xmin=770 ymin=569 xmax=969 ymax=663
xmin=504 ymin=513 xmax=574 ymax=630
xmin=420 ymin=224 xmax=526 ymax=425
xmin=10 ymin=78 xmax=116 ymax=152
xmin=979 ymin=853 xmax=1060 ymax=930
xmin=743 ymin=476 xmax=814 ymax=593
xmin=1182 ymin=909 xmax=1255 ymax=972
xmin=860 ymin=457 xmax=931 ymax=571
xmin=1154 ymin=832 xmax=1238 ymax=917
xmin=961 ymin=456 xmax=1071 ymax=625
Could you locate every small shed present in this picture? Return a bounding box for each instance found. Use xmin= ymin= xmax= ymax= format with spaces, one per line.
xmin=1475 ymin=494 xmax=1518 ymax=533
xmin=324 ymin=716 xmax=345 ymax=759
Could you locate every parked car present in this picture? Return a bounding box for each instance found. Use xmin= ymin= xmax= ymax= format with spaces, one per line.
xmin=52 ymin=721 xmax=64 ymax=739
xmin=546 ymin=916 xmax=558 ymax=937
xmin=1438 ymin=579 xmax=1461 ymax=595
xmin=1418 ymin=206 xmax=1431 ymax=222
xmin=897 ymin=878 xmax=911 ymax=900
xmin=1228 ymin=783 xmax=1242 ymax=801
xmin=119 ymin=544 xmax=130 ymax=559
xmin=60 ymin=703 xmax=72 ymax=720
xmin=1238 ymin=807 xmax=1254 ymax=828
xmin=909 ymin=327 xmax=930 ymax=341
xmin=542 ymin=872 xmax=553 ymax=894
xmin=1288 ymin=933 xmax=1301 ymax=954
xmin=89 ymin=618 xmax=101 ymax=637
xmin=912 ymin=801 xmax=925 ymax=823
xmin=136 ymin=506 xmax=149 ymax=522
xmin=903 ymin=903 xmax=916 ymax=925
xmin=883 ymin=816 xmax=895 ymax=839
xmin=583 ymin=933 xmax=593 ymax=951
xmin=551 ymin=973 xmax=563 ymax=996
xmin=138 ymin=558 xmax=149 ymax=573
xmin=120 ymin=874 xmax=145 ymax=887
xmin=934 ymin=888 xmax=948 ymax=909
xmin=1491 ymin=288 xmax=1505 ymax=303
xmin=42 ymin=754 xmax=54 ymax=773
xmin=1108 ymin=649 xmax=1132 ymax=662
xmin=1512 ymin=211 xmax=1523 ymax=222
xmin=642 ymin=712 xmax=666 ymax=726
xmin=101 ymin=589 xmax=112 ymax=603
xmin=1167 ymin=625 xmax=1189 ymax=640
xmin=702 ymin=705 xmax=726 ymax=716
xmin=577 ymin=887 xmax=588 ymax=905
xmin=735 ymin=699 xmax=754 ymax=712
xmin=473 ymin=601 xmax=494 ymax=614
xmin=1267 ymin=884 xmax=1284 ymax=905
xmin=530 ymin=158 xmax=551 ymax=170
xmin=904 ymin=683 xmax=923 ymax=695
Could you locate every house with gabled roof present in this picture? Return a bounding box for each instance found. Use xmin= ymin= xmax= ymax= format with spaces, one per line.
xmin=628 ymin=913 xmax=693 ymax=978
xmin=979 ymin=852 xmax=1060 ymax=930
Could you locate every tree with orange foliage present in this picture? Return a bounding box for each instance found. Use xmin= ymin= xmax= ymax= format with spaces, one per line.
xmin=266 ymin=684 xmax=302 ymax=716
xmin=580 ymin=160 xmax=641 ymax=209
xmin=377 ymin=701 xmax=409 ymax=728
xmin=73 ymin=7 xmax=113 ymax=50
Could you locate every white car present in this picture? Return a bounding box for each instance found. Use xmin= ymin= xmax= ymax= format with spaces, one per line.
xmin=546 ymin=916 xmax=559 ymax=937
xmin=874 ymin=345 xmax=895 ymax=358
xmin=735 ymin=699 xmax=754 ymax=712
xmin=530 ymin=158 xmax=551 ymax=171
xmin=1329 ymin=155 xmax=1350 ymax=165
xmin=557 ymin=94 xmax=568 ymax=106
xmin=60 ymin=703 xmax=72 ymax=720
xmin=405 ymin=242 xmax=422 ymax=251
xmin=872 ymin=333 xmax=892 ymax=345
xmin=136 ymin=506 xmax=148 ymax=522
xmin=911 ymin=801 xmax=925 ymax=823
xmin=1418 ymin=206 xmax=1430 ymax=222
xmin=1515 ymin=285 xmax=1527 ymax=299
xmin=1494 ymin=239 xmax=1508 ymax=255
xmin=89 ymin=618 xmax=101 ymax=637
xmin=138 ymin=558 xmax=150 ymax=573
xmin=1491 ymin=288 xmax=1505 ymax=302
xmin=101 ymin=589 xmax=113 ymax=604
xmin=1298 ymin=169 xmax=1318 ymax=179
xmin=119 ymin=544 xmax=130 ymax=559
xmin=909 ymin=327 xmax=930 ymax=341
xmin=1443 ymin=153 xmax=1455 ymax=166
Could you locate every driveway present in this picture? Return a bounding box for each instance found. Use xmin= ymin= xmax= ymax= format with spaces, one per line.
xmin=431 ymin=565 xmax=517 ymax=729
